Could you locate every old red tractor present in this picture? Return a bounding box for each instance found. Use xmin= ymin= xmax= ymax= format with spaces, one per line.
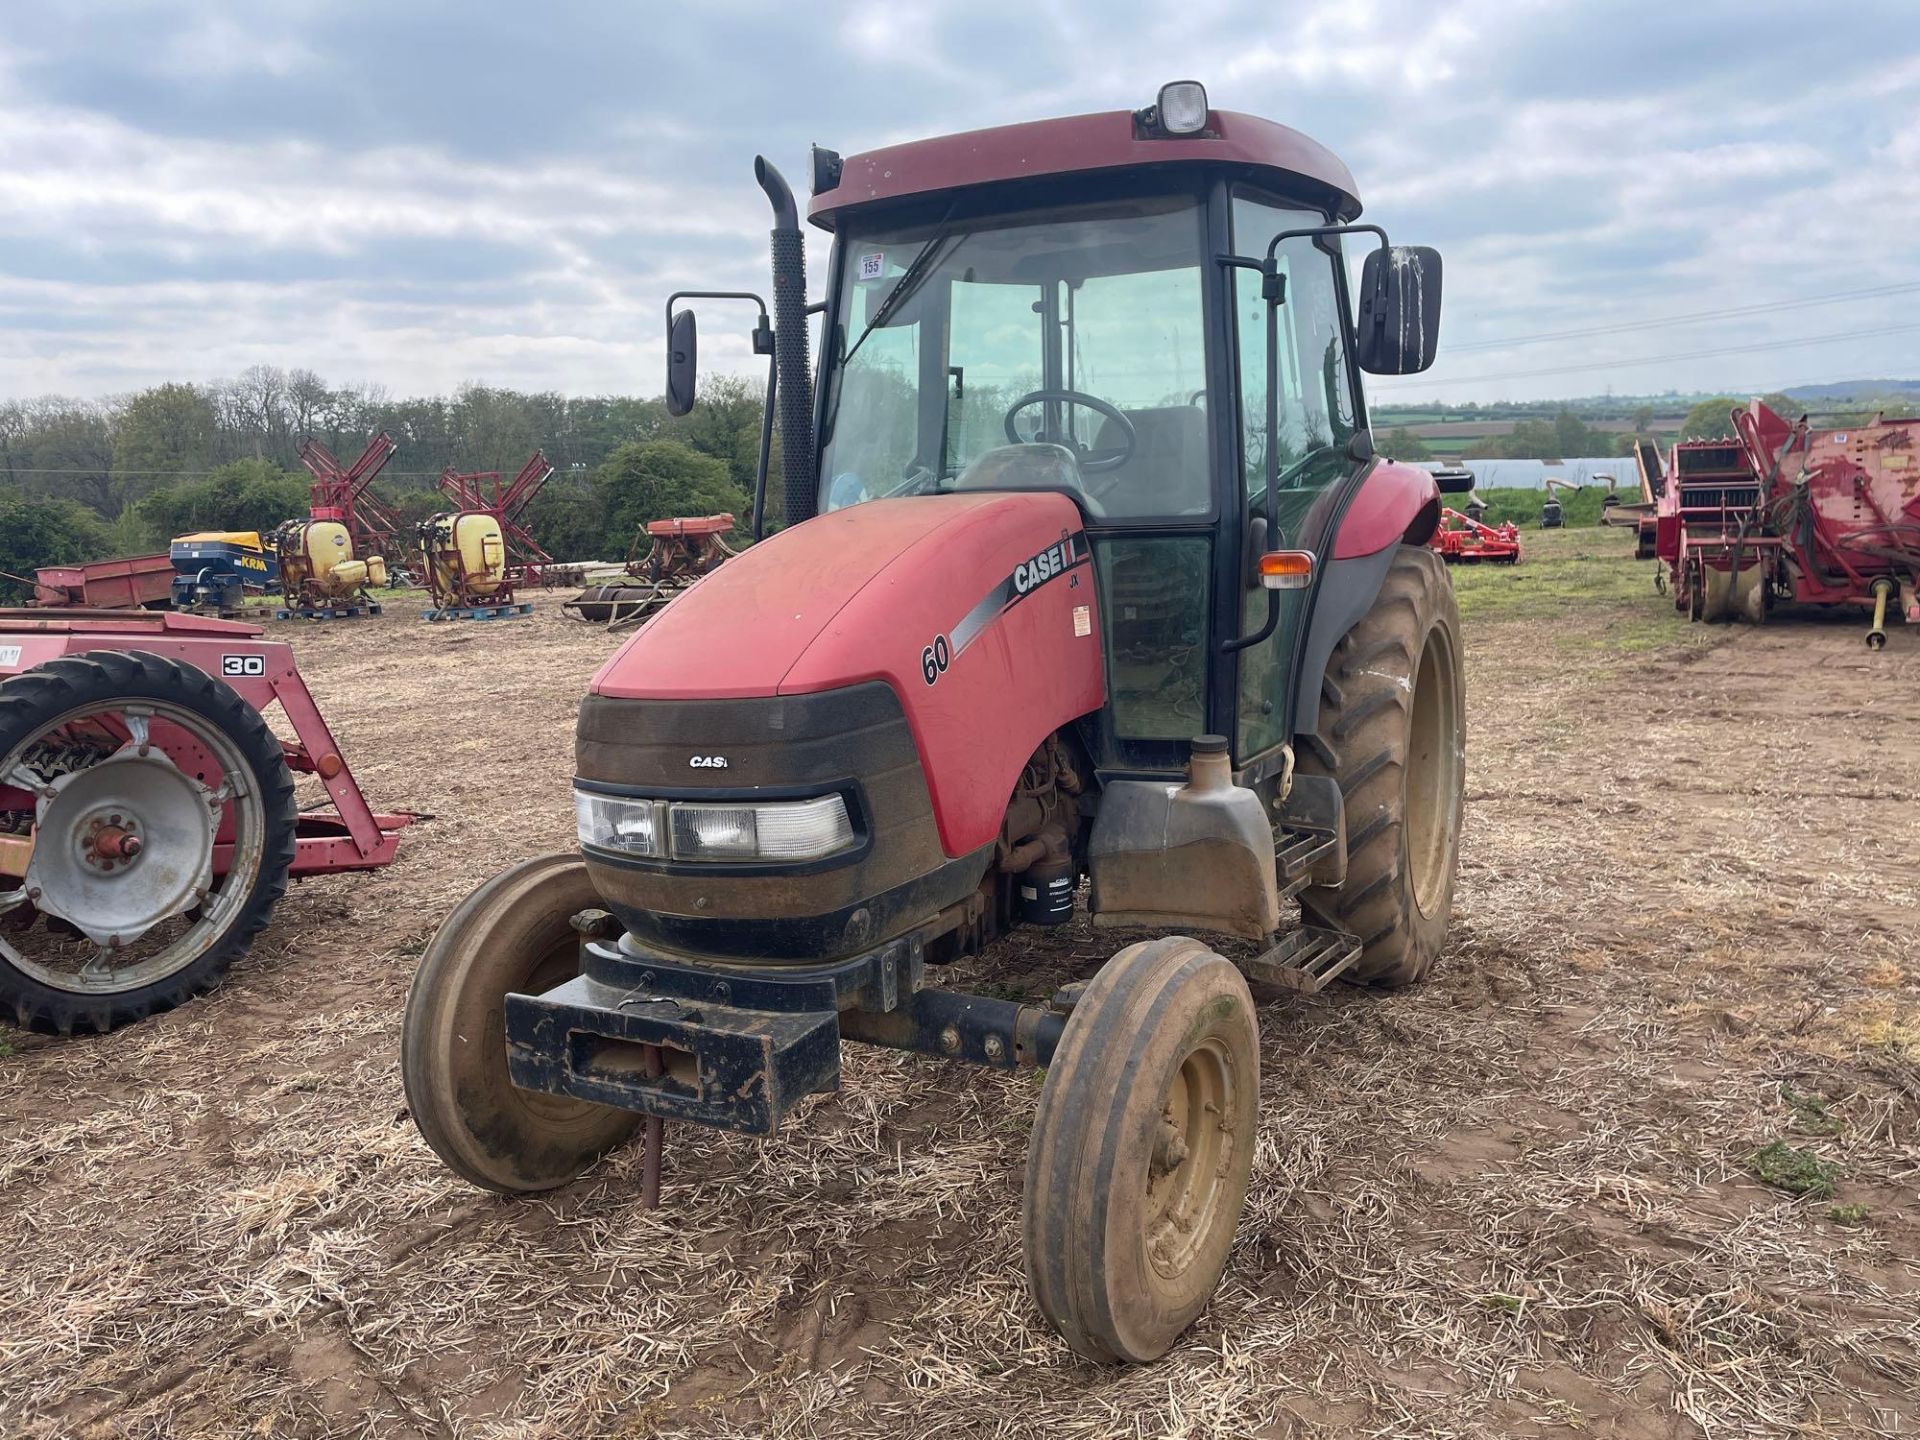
xmin=1 ymin=610 xmax=414 ymax=1033
xmin=1656 ymin=399 xmax=1920 ymax=644
xmin=404 ymin=82 xmax=1467 ymax=1363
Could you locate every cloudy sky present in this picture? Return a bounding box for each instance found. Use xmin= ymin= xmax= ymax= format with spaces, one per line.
xmin=1 ymin=1 xmax=1917 ymax=406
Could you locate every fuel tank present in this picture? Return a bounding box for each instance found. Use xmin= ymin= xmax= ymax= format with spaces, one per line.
xmin=577 ymin=492 xmax=1107 ymax=960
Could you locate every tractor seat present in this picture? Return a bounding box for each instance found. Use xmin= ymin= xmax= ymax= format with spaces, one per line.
xmin=1092 ymin=406 xmax=1210 ymax=517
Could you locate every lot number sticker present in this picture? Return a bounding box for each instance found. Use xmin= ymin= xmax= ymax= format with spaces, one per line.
xmin=858 ymin=252 xmax=887 ymax=282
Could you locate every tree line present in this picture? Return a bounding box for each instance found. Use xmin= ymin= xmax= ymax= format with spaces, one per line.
xmin=0 ymin=367 xmax=768 ymax=600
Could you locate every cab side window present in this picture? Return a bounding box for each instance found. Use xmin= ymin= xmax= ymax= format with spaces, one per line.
xmin=1230 ymin=197 xmax=1356 ymax=500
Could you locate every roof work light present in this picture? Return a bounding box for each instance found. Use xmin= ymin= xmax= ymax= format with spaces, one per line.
xmin=1154 ymin=81 xmax=1210 ymax=136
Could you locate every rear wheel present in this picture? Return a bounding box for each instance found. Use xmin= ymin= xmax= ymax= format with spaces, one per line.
xmin=1296 ymin=546 xmax=1464 ymax=988
xmin=1023 ymin=936 xmax=1259 ymax=1363
xmin=402 ymin=853 xmax=640 ymax=1193
xmin=0 ymin=651 xmax=295 ymax=1033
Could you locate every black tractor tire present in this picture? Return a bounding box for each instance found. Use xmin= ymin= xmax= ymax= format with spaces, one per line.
xmin=1023 ymin=936 xmax=1259 ymax=1363
xmin=0 ymin=650 xmax=296 ymax=1033
xmin=1295 ymin=546 xmax=1464 ymax=988
xmin=402 ymin=853 xmax=640 ymax=1193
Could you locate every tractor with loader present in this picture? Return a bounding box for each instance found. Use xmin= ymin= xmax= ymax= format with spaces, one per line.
xmin=403 ymin=82 xmax=1468 ymax=1364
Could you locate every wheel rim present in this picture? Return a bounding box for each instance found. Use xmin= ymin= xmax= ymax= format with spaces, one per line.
xmin=0 ymin=699 xmax=265 ymax=995
xmin=1404 ymin=626 xmax=1460 ymax=919
xmin=1144 ymin=1037 xmax=1236 ymax=1279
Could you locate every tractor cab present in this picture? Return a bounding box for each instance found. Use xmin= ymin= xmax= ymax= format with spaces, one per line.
xmin=671 ymin=84 xmax=1445 ymax=778
xmin=406 ymin=83 xmax=1467 ymax=1368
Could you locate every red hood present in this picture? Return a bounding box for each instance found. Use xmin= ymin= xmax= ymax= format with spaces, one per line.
xmin=591 ymin=492 xmax=1074 ymax=699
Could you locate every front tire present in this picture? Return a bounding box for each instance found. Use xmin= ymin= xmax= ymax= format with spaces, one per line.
xmin=1296 ymin=546 xmax=1464 ymax=988
xmin=402 ymin=853 xmax=640 ymax=1193
xmin=1022 ymin=936 xmax=1259 ymax=1363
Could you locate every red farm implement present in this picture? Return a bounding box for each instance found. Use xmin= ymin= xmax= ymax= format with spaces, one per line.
xmin=563 ymin=513 xmax=740 ymax=627
xmin=1 ymin=609 xmax=415 ymax=1033
xmin=1655 ymin=400 xmax=1920 ymax=644
xmin=1429 ymin=508 xmax=1521 ymax=564
xmin=17 ymin=554 xmax=176 ymax=611
xmin=434 ymin=452 xmax=558 ymax=586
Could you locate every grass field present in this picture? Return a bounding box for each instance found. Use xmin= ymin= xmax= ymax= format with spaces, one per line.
xmin=3 ymin=527 xmax=1917 ymax=1438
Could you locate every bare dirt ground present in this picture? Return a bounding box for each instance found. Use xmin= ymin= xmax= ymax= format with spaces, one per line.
xmin=3 ymin=531 xmax=1917 ymax=1439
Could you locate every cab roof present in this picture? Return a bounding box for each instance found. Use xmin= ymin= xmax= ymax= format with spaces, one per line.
xmin=807 ymin=107 xmax=1362 ymax=230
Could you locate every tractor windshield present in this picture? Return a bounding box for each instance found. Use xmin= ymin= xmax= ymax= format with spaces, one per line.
xmin=817 ymin=193 xmax=1211 ymax=521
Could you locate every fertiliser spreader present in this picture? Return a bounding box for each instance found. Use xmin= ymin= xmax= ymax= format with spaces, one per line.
xmin=405 ymin=82 xmax=1469 ymax=1363
xmin=1657 ymin=399 xmax=1920 ymax=644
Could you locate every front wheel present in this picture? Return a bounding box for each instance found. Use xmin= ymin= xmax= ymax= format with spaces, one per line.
xmin=1296 ymin=546 xmax=1464 ymax=988
xmin=1022 ymin=936 xmax=1259 ymax=1363
xmin=401 ymin=854 xmax=640 ymax=1193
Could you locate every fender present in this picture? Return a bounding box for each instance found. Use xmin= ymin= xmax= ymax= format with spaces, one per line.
xmin=1293 ymin=459 xmax=1441 ymax=736
xmin=592 ymin=492 xmax=1106 ymax=858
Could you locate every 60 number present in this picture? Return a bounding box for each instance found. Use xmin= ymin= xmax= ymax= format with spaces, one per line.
xmin=921 ymin=634 xmax=951 ymax=686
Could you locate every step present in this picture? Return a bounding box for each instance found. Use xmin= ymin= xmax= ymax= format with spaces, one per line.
xmin=1272 ymin=824 xmax=1339 ymax=898
xmin=1242 ymin=924 xmax=1363 ymax=995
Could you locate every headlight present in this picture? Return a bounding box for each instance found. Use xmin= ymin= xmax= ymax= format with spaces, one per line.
xmin=574 ymin=788 xmax=856 ymax=864
xmin=669 ymin=794 xmax=855 ymax=862
xmin=575 ymin=790 xmax=660 ymax=856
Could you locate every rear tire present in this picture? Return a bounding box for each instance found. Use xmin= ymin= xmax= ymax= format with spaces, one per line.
xmin=1023 ymin=936 xmax=1259 ymax=1363
xmin=1295 ymin=546 xmax=1463 ymax=988
xmin=402 ymin=853 xmax=640 ymax=1193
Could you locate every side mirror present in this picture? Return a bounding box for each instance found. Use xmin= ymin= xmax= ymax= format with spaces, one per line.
xmin=1433 ymin=466 xmax=1475 ymax=494
xmin=1355 ymin=245 xmax=1442 ymax=375
xmin=666 ymin=309 xmax=698 ymax=416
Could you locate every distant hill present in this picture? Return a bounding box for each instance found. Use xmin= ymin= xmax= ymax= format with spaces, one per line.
xmin=1782 ymin=379 xmax=1920 ymax=401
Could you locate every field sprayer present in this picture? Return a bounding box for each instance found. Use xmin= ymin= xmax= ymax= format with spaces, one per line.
xmin=1656 ymin=399 xmax=1920 ymax=644
xmin=403 ymin=82 xmax=1469 ymax=1363
xmin=1 ymin=609 xmax=416 ymax=1033
xmin=418 ymin=454 xmax=559 ymax=620
xmin=563 ymin=514 xmax=741 ymax=628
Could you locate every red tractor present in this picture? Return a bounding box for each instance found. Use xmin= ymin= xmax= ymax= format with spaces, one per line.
xmin=404 ymin=82 xmax=1467 ymax=1363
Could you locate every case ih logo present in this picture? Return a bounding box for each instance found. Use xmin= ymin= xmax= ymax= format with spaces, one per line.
xmin=688 ymin=755 xmax=729 ymax=769
xmin=1012 ymin=537 xmax=1084 ymax=596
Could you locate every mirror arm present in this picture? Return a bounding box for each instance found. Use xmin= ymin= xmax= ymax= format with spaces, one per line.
xmin=664 ymin=290 xmax=774 ymax=535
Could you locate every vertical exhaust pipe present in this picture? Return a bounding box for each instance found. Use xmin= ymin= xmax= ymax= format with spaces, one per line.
xmin=754 ymin=158 xmax=817 ymax=529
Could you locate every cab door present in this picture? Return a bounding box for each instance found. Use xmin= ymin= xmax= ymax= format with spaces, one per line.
xmin=1227 ymin=195 xmax=1363 ymax=763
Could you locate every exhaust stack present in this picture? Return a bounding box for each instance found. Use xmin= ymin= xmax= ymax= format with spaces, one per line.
xmin=754 ymin=158 xmax=817 ymax=530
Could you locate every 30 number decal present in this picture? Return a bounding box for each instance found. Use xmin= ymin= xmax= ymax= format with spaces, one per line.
xmin=220 ymin=654 xmax=266 ymax=678
xmin=921 ymin=633 xmax=951 ymax=686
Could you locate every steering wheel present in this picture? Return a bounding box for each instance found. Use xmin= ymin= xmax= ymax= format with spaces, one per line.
xmin=1002 ymin=389 xmax=1137 ymax=474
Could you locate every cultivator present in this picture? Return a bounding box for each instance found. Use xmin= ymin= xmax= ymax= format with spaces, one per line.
xmin=1656 ymin=400 xmax=1920 ymax=644
xmin=563 ymin=514 xmax=739 ymax=628
xmin=1429 ymin=507 xmax=1521 ymax=564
